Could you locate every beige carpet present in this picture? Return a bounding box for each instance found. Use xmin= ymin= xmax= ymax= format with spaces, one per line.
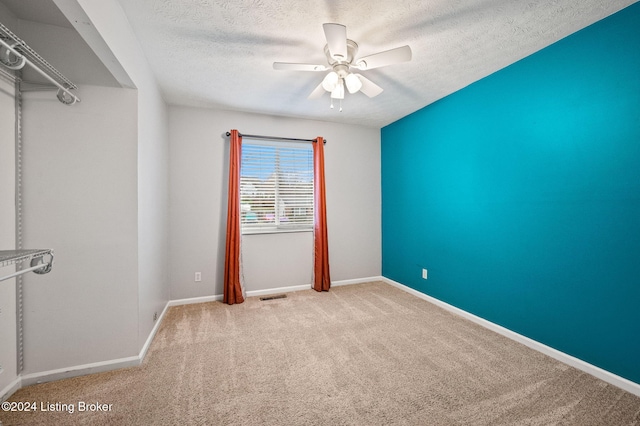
xmin=2 ymin=281 xmax=639 ymax=425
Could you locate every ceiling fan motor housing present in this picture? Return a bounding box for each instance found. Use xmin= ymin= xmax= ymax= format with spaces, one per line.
xmin=324 ymin=39 xmax=359 ymax=67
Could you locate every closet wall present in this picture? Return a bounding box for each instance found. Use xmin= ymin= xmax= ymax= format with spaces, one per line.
xmin=20 ymin=87 xmax=141 ymax=373
xmin=0 ymin=70 xmax=17 ymax=397
xmin=0 ymin=0 xmax=19 ymax=398
xmin=1 ymin=0 xmax=170 ymax=387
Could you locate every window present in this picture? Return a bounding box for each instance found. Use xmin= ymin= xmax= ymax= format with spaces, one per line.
xmin=240 ymin=140 xmax=313 ymax=234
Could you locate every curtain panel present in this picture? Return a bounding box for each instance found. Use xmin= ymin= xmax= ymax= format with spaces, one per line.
xmin=223 ymin=129 xmax=245 ymax=304
xmin=313 ymin=136 xmax=331 ymax=291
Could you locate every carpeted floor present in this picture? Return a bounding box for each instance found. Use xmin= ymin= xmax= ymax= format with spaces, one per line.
xmin=2 ymin=281 xmax=639 ymax=425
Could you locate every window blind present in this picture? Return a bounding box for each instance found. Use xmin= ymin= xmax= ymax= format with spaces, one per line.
xmin=240 ymin=140 xmax=314 ymax=233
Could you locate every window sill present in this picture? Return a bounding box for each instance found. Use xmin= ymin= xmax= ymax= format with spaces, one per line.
xmin=242 ymin=228 xmax=313 ymax=236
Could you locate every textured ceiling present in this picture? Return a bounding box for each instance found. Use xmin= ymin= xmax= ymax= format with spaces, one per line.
xmin=114 ymin=0 xmax=636 ymax=127
xmin=4 ymin=0 xmax=636 ymax=128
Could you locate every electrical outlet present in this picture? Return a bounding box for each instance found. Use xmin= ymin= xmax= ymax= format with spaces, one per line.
xmin=0 ymin=364 xmax=4 ymax=375
xmin=195 ymin=272 xmax=202 ymax=282
xmin=153 ymin=312 xmax=158 ymax=322
xmin=422 ymin=268 xmax=428 ymax=279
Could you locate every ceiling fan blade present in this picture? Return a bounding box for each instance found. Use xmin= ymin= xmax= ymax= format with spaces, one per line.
xmin=308 ymin=82 xmax=326 ymax=99
xmin=355 ymin=74 xmax=383 ymax=98
xmin=273 ymin=62 xmax=328 ymax=71
xmin=355 ymin=45 xmax=412 ymax=70
xmin=323 ymin=23 xmax=347 ymax=61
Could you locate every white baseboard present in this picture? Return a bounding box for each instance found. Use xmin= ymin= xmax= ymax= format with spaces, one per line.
xmin=0 ymin=376 xmax=21 ymax=402
xmin=167 ymin=294 xmax=223 ymax=307
xmin=244 ymin=276 xmax=380 ymax=297
xmin=246 ymin=284 xmax=311 ymax=297
xmin=167 ymin=276 xmax=380 ymax=307
xmin=332 ymin=276 xmax=384 ymax=286
xmin=20 ymin=355 xmax=141 ymax=388
xmin=381 ymin=276 xmax=640 ymax=397
xmin=138 ymin=301 xmax=170 ymax=361
xmin=167 ymin=287 xmax=308 ymax=307
xmin=3 ymin=346 xmax=143 ymax=401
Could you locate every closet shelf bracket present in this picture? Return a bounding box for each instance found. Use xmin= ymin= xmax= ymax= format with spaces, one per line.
xmin=0 ymin=249 xmax=54 ymax=282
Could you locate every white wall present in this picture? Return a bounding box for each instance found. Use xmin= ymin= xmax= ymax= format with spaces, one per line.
xmin=0 ymin=71 xmax=17 ymax=396
xmin=169 ymin=106 xmax=381 ymax=299
xmin=66 ymin=0 xmax=170 ymax=350
xmin=136 ymin=88 xmax=169 ymax=346
xmin=20 ymin=86 xmax=139 ymax=372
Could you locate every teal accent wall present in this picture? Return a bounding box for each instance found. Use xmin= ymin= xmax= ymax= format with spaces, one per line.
xmin=381 ymin=3 xmax=640 ymax=384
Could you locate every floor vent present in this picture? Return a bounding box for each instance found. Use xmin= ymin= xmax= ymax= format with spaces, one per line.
xmin=260 ymin=294 xmax=287 ymax=301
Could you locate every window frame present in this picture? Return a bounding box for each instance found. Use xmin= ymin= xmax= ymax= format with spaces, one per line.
xmin=240 ymin=139 xmax=314 ymax=235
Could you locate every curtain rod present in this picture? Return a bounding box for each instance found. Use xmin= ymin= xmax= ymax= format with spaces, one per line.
xmin=226 ymin=131 xmax=326 ymax=144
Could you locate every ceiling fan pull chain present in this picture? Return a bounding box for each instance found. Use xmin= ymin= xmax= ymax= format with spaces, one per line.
xmin=339 ymin=99 xmax=343 ymax=112
xmin=330 ymin=98 xmax=334 ymax=109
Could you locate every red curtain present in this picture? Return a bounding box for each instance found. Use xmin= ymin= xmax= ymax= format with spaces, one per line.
xmin=223 ymin=130 xmax=244 ymax=304
xmin=313 ymin=136 xmax=331 ymax=292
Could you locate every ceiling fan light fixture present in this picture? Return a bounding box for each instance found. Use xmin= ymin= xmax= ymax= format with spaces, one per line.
xmin=322 ymin=71 xmax=339 ymax=92
xmin=330 ymin=79 xmax=344 ymax=99
xmin=345 ymin=73 xmax=362 ymax=94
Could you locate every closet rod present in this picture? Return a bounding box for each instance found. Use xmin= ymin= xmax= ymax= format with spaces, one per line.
xmin=0 ymin=263 xmax=50 ymax=283
xmin=0 ymin=38 xmax=80 ymax=105
xmin=226 ymin=131 xmax=326 ymax=144
xmin=0 ymin=23 xmax=80 ymax=105
xmin=0 ymin=249 xmax=54 ymax=282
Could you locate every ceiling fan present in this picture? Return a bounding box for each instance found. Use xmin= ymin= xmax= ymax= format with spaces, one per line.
xmin=273 ymin=23 xmax=412 ymax=111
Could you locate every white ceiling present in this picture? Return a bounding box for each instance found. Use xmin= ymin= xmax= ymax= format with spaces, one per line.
xmin=2 ymin=0 xmax=637 ymax=128
xmin=114 ymin=0 xmax=636 ymax=127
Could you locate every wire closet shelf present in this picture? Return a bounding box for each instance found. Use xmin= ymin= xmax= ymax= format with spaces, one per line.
xmin=0 ymin=21 xmax=80 ymax=105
